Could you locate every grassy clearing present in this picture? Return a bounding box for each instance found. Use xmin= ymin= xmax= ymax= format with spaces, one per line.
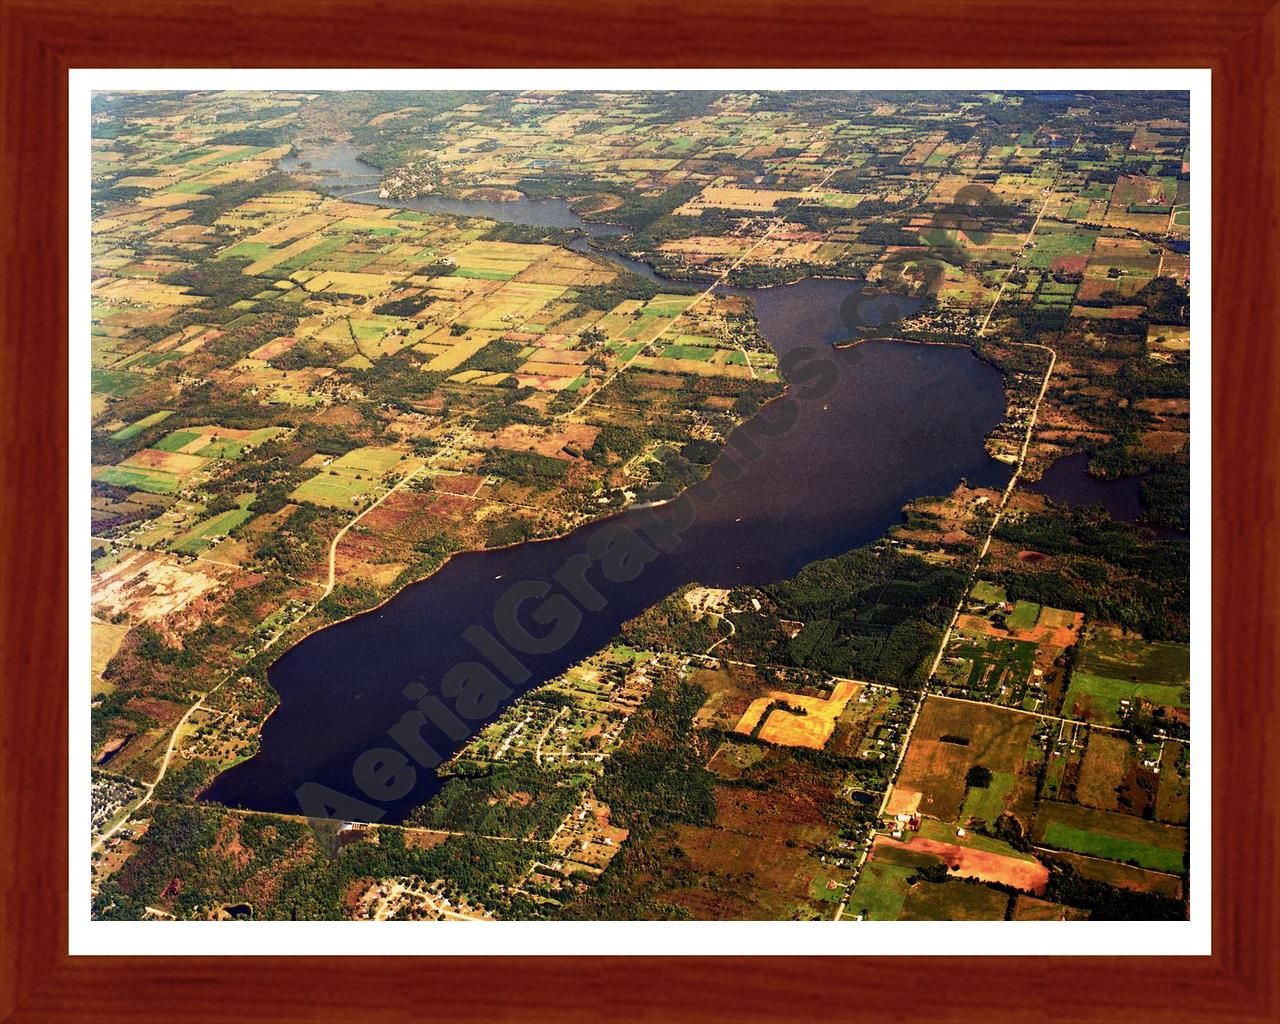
xmin=155 ymin=429 xmax=202 ymax=452
xmin=607 ymin=341 xmax=644 ymax=361
xmin=91 ymin=619 xmax=130 ymax=695
xmin=1155 ymin=743 xmax=1190 ymax=825
xmin=1021 ymin=224 xmax=1097 ymax=270
xmin=217 ymin=241 xmax=275 ymax=261
xmin=196 ymin=427 xmax=284 ymax=459
xmin=1006 ymin=600 xmax=1040 ymax=630
xmin=453 ymin=267 xmax=515 ymax=281
xmin=1077 ymin=631 xmax=1190 ymax=684
xmin=645 ymin=294 xmax=693 ymax=317
xmin=899 ymin=880 xmax=1010 ymax=921
xmin=661 ymin=344 xmax=717 ymax=362
xmin=1038 ymin=606 xmax=1077 ymax=629
xmin=92 ymin=368 xmax=146 ymax=398
xmin=970 ymin=581 xmax=1007 ymax=605
xmin=290 ymin=447 xmax=413 ymax=508
xmin=961 ymin=769 xmax=1017 ymax=825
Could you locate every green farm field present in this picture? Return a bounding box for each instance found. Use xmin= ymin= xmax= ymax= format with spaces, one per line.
xmin=969 ymin=581 xmax=1007 ymax=605
xmin=1034 ymin=801 xmax=1187 ymax=873
xmin=1077 ymin=631 xmax=1190 ymax=683
xmin=961 ymin=769 xmax=1018 ymax=825
xmin=171 ymin=507 xmax=255 ymax=555
xmin=290 ymin=447 xmax=414 ymax=508
xmin=1005 ymin=600 xmax=1040 ymax=630
xmin=661 ymin=344 xmax=717 ymax=362
xmin=848 ymin=860 xmax=916 ymax=921
xmin=109 ymin=410 xmax=174 ymax=441
xmin=899 ymin=880 xmax=1010 ymax=921
xmin=155 ymin=430 xmax=202 ymax=452
xmin=94 ymin=465 xmax=179 ymax=494
xmin=1063 ymin=627 xmax=1191 ymax=724
xmin=1063 ymin=672 xmax=1189 ymax=725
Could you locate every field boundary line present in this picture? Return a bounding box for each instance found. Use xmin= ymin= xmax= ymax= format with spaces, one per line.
xmin=567 ymin=132 xmax=855 ymax=418
xmin=928 ymin=692 xmax=1190 ymax=743
xmin=834 ymin=166 xmax=1065 ymax=921
xmin=92 ymin=460 xmax=430 ymax=853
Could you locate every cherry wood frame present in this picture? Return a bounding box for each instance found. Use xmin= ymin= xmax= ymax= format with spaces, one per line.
xmin=2 ymin=1 xmax=1276 ymax=1020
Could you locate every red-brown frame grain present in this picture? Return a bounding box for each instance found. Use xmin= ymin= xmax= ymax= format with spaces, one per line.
xmin=1 ymin=1 xmax=1275 ymax=1020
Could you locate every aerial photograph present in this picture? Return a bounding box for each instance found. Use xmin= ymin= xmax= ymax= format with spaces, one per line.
xmin=88 ymin=88 xmax=1192 ymax=924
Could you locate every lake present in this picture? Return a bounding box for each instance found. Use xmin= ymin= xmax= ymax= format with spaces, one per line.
xmin=199 ymin=155 xmax=1013 ymax=823
xmin=278 ymin=142 xmax=624 ymax=238
xmin=1026 ymin=451 xmax=1186 ymax=539
xmin=1026 ymin=451 xmax=1149 ymax=522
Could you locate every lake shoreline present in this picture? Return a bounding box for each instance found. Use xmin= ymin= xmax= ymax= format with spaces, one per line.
xmin=199 ymin=151 xmax=1012 ymax=821
xmin=227 ymin=332 xmax=958 ymax=670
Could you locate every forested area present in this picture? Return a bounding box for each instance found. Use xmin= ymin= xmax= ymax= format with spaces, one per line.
xmin=405 ymin=763 xmax=584 ymax=840
xmin=995 ymin=505 xmax=1190 ymax=640
xmin=764 ymin=548 xmax=969 ymax=687
xmin=94 ymin=803 xmax=543 ymax=921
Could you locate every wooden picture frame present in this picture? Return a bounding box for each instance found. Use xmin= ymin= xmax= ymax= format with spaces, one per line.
xmin=2 ymin=1 xmax=1275 ymax=1020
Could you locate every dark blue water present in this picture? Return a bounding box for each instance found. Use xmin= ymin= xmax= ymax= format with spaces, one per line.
xmin=201 ymin=276 xmax=1010 ymax=822
xmin=1026 ymin=451 xmax=1186 ymax=539
xmin=282 ymin=141 xmax=695 ymax=284
xmin=567 ymin=236 xmax=674 ymax=284
xmin=279 ymin=142 xmax=623 ymax=238
xmin=204 ymin=150 xmax=1012 ymax=822
xmin=1027 ymin=452 xmax=1148 ymax=521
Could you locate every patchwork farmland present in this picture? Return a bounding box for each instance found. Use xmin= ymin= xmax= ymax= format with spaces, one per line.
xmin=87 ymin=88 xmax=1192 ymax=925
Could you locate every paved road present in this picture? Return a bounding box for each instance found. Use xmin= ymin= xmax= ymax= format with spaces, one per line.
xmin=833 ymin=167 xmax=1067 ymax=922
xmin=568 ymin=134 xmax=852 ymax=418
xmin=92 ymin=460 xmax=429 ymax=853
